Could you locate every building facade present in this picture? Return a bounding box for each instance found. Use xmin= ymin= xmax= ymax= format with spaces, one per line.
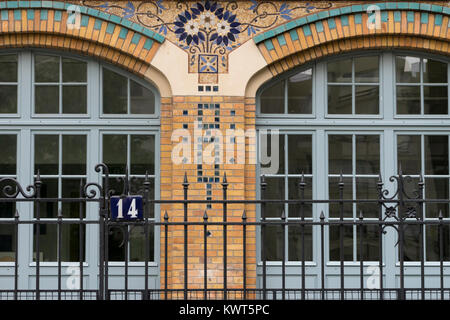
xmin=0 ymin=0 xmax=449 ymax=300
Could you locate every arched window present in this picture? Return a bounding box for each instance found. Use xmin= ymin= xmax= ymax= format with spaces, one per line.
xmin=0 ymin=50 xmax=159 ymax=281
xmin=257 ymin=51 xmax=449 ymax=289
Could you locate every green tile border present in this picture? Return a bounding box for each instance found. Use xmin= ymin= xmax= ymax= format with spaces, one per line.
xmin=254 ymin=2 xmax=449 ymax=44
xmin=0 ymin=0 xmax=165 ymax=44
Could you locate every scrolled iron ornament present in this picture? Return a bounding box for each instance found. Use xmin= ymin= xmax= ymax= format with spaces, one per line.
xmin=0 ymin=177 xmax=37 ymax=198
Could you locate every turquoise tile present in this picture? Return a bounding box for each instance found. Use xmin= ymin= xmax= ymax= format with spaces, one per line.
xmin=289 ymin=29 xmax=298 ymax=41
xmin=407 ymin=11 xmax=414 ymax=23
xmin=397 ymin=3 xmax=409 ymax=10
xmin=295 ymin=17 xmax=306 ymax=27
xmin=13 ymin=9 xmax=21 ymax=20
xmin=306 ymin=14 xmax=318 ymax=23
xmin=109 ymin=14 xmax=121 ymax=24
xmin=443 ymin=7 xmax=450 ymax=15
xmin=421 ymin=12 xmax=428 ymax=24
xmin=143 ymin=38 xmax=153 ymax=50
xmin=408 ymin=2 xmax=420 ymax=10
xmin=420 ymin=3 xmax=431 ymax=11
xmin=435 ymin=14 xmax=442 ymax=26
xmin=0 ymin=3 xmax=6 ymax=9
xmin=40 ymin=9 xmax=47 ymax=20
xmin=98 ymin=11 xmax=110 ymax=21
xmin=94 ymin=18 xmax=102 ymax=30
xmin=1 ymin=10 xmax=8 ymax=20
xmin=317 ymin=10 xmax=329 ymax=19
xmin=340 ymin=6 xmax=351 ymax=15
xmin=377 ymin=3 xmax=386 ymax=10
xmin=119 ymin=27 xmax=128 ymax=39
xmin=327 ymin=18 xmax=336 ymax=29
xmin=54 ymin=10 xmax=61 ymax=21
xmin=340 ymin=15 xmax=349 ymax=26
xmin=80 ymin=15 xmax=89 ymax=27
xmin=52 ymin=1 xmax=64 ymax=9
xmin=253 ymin=34 xmax=264 ymax=43
xmin=87 ymin=8 xmax=99 ymax=17
xmin=27 ymin=8 xmax=34 ymax=19
xmin=351 ymin=4 xmax=363 ymax=13
xmin=315 ymin=21 xmax=323 ymax=33
xmin=431 ymin=5 xmax=443 ymax=13
xmin=273 ymin=25 xmax=285 ymax=35
xmin=264 ymin=39 xmax=274 ymax=51
xmin=329 ymin=9 xmax=340 ymax=17
xmin=120 ymin=17 xmax=133 ymax=28
xmin=394 ymin=11 xmax=401 ymax=22
xmin=285 ymin=20 xmax=297 ymax=31
xmin=106 ymin=22 xmax=115 ymax=34
xmin=381 ymin=12 xmax=388 ymax=23
xmin=19 ymin=1 xmax=29 ymax=7
xmin=354 ymin=13 xmax=362 ymax=24
xmin=263 ymin=29 xmax=275 ymax=40
xmin=152 ymin=32 xmax=165 ymax=43
xmin=41 ymin=1 xmax=52 ymax=8
xmin=30 ymin=1 xmax=40 ymax=8
xmin=79 ymin=6 xmax=87 ymax=14
xmin=7 ymin=1 xmax=18 ymax=9
xmin=386 ymin=2 xmax=397 ymax=10
xmin=131 ymin=22 xmax=144 ymax=33
xmin=131 ymin=33 xmax=141 ymax=45
xmin=277 ymin=34 xmax=286 ymax=46
xmin=303 ymin=25 xmax=311 ymax=37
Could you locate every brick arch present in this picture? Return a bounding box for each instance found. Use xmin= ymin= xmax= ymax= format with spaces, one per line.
xmin=254 ymin=2 xmax=449 ymax=76
xmin=0 ymin=1 xmax=170 ymax=95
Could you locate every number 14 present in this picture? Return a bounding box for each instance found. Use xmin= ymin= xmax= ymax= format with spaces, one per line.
xmin=116 ymin=198 xmax=138 ymax=219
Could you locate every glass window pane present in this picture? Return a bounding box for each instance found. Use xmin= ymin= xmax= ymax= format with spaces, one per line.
xmin=425 ymin=178 xmax=449 ymax=218
xmin=356 ymin=135 xmax=380 ymax=174
xmin=329 ymin=225 xmax=353 ymax=261
xmin=108 ymin=226 xmax=125 ymax=261
xmin=424 ymin=86 xmax=448 ymax=115
xmin=357 ymin=225 xmax=380 ymax=261
xmin=396 ymin=56 xmax=420 ymax=83
xmin=288 ymin=135 xmax=312 ymax=174
xmin=62 ymin=86 xmax=87 ymax=114
xmin=356 ymin=178 xmax=379 ymax=219
xmin=355 ymin=56 xmax=379 ymax=83
xmin=0 ymin=180 xmax=16 ymax=218
xmin=0 ymin=54 xmax=17 ymax=82
xmin=103 ymin=135 xmax=127 ymax=174
xmin=260 ymin=132 xmax=284 ymax=175
xmin=260 ymin=81 xmax=284 ymax=114
xmin=288 ymin=225 xmax=313 ymax=261
xmin=329 ymin=177 xmax=353 ymax=218
xmin=62 ymin=135 xmax=86 ymax=175
xmin=425 ymin=135 xmax=448 ymax=175
xmin=0 ymin=85 xmax=17 ymax=113
xmin=130 ymin=80 xmax=155 ymax=114
xmin=288 ymin=177 xmax=312 ymax=218
xmin=397 ymin=135 xmax=421 ymax=175
xmin=35 ymin=55 xmax=59 ymax=83
xmin=35 ymin=135 xmax=59 ymax=175
xmin=327 ymin=59 xmax=352 ymax=82
xmin=62 ymin=58 xmax=87 ymax=83
xmin=263 ymin=225 xmax=283 ymax=261
xmin=60 ymin=224 xmax=85 ymax=262
xmin=264 ymin=177 xmax=284 ymax=218
xmin=62 ymin=178 xmax=86 ymax=218
xmin=0 ymin=135 xmax=16 ymax=174
xmin=130 ymin=135 xmax=155 ymax=175
xmin=403 ymin=224 xmax=421 ymax=261
xmin=423 ymin=59 xmax=447 ymax=83
xmin=35 ymin=178 xmax=58 ymax=218
xmin=103 ymin=68 xmax=127 ymax=114
xmin=0 ymin=225 xmax=15 ymax=262
xmin=396 ymin=86 xmax=420 ymax=114
xmin=130 ymin=225 xmax=154 ymax=262
xmin=355 ymin=85 xmax=379 ymax=114
xmin=288 ymin=69 xmax=312 ymax=114
xmin=329 ymin=135 xmax=352 ymax=174
xmin=328 ymin=85 xmax=352 ymax=114
xmin=35 ymin=85 xmax=59 ymax=113
xmin=426 ymin=225 xmax=450 ymax=261
xmin=34 ymin=224 xmax=56 ymax=262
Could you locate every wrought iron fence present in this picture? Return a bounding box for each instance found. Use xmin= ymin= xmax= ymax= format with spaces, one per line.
xmin=0 ymin=163 xmax=449 ymax=300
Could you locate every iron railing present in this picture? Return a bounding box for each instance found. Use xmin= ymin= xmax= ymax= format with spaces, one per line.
xmin=0 ymin=163 xmax=449 ymax=300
